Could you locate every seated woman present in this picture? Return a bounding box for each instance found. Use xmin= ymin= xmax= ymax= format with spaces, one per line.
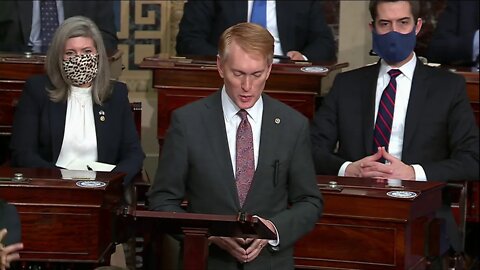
xmin=10 ymin=16 xmax=145 ymax=186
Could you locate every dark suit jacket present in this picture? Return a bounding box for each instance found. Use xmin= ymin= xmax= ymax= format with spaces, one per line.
xmin=426 ymin=0 xmax=479 ymax=65
xmin=311 ymin=59 xmax=479 ymax=181
xmin=10 ymin=75 xmax=144 ymax=185
xmin=0 ymin=0 xmax=118 ymax=52
xmin=176 ymin=0 xmax=336 ymax=62
xmin=0 ymin=200 xmax=21 ymax=246
xmin=148 ymin=91 xmax=323 ymax=270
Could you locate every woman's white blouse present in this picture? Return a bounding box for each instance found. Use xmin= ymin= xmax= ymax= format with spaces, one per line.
xmin=55 ymin=85 xmax=98 ymax=169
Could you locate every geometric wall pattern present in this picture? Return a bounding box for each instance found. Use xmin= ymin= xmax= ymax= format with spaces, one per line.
xmin=117 ymin=1 xmax=183 ymax=92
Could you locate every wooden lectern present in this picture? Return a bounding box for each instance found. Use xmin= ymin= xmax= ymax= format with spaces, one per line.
xmin=0 ymin=167 xmax=125 ymax=264
xmin=134 ymin=210 xmax=275 ymax=270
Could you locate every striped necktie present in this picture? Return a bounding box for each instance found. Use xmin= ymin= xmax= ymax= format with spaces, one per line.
xmin=236 ymin=110 xmax=254 ymax=207
xmin=373 ymin=69 xmax=402 ymax=155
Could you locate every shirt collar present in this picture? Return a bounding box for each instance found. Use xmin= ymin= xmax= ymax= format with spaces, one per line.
xmin=221 ymin=86 xmax=263 ymax=123
xmin=380 ymin=52 xmax=417 ymax=81
xmin=69 ymin=85 xmax=93 ymax=100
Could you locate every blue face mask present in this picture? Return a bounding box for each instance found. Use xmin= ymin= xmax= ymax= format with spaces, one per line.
xmin=372 ymin=27 xmax=416 ymax=64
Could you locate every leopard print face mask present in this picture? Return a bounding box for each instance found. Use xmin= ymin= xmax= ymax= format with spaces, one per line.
xmin=62 ymin=54 xmax=99 ymax=86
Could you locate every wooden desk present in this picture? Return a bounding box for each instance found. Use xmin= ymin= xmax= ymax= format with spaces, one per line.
xmin=0 ymin=167 xmax=124 ymax=263
xmin=294 ymin=176 xmax=444 ymax=270
xmin=0 ymin=53 xmax=45 ymax=135
xmin=139 ymin=56 xmax=347 ymax=147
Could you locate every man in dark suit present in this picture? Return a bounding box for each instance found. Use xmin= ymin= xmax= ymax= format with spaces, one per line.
xmin=0 ymin=0 xmax=117 ymax=53
xmin=176 ymin=0 xmax=336 ymax=62
xmin=148 ymin=22 xmax=323 ymax=269
xmin=426 ymin=0 xmax=479 ymax=66
xmin=311 ymin=0 xmax=479 ymax=255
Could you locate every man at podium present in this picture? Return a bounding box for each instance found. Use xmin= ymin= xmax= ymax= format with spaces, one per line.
xmin=148 ymin=23 xmax=322 ymax=269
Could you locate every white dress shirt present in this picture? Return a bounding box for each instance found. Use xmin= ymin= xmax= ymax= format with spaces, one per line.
xmin=339 ymin=53 xmax=428 ymax=181
xmin=56 ymin=86 xmax=97 ymax=169
xmin=221 ymin=87 xmax=280 ymax=246
xmin=247 ymin=0 xmax=284 ymax=57
xmin=222 ymin=88 xmax=263 ymax=176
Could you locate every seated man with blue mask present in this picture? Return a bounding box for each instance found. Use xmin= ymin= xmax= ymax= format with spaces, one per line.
xmin=311 ymin=0 xmax=479 ymax=262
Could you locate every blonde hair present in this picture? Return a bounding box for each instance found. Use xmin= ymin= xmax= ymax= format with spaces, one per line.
xmin=218 ymin=22 xmax=274 ymax=65
xmin=45 ymin=16 xmax=112 ymax=104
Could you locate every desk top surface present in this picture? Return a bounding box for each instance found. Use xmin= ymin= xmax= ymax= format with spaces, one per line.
xmin=0 ymin=167 xmax=124 ymax=190
xmin=139 ymin=55 xmax=348 ymax=76
xmin=317 ymin=175 xmax=445 ymax=200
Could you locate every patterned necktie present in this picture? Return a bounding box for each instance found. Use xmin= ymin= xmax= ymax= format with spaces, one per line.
xmin=250 ymin=0 xmax=267 ymax=28
xmin=373 ymin=69 xmax=402 ymax=154
xmin=40 ymin=0 xmax=59 ymax=52
xmin=236 ymin=110 xmax=255 ymax=207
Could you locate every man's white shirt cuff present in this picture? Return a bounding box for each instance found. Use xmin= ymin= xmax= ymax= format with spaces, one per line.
xmin=411 ymin=164 xmax=427 ymax=181
xmin=338 ymin=161 xmax=352 ymax=176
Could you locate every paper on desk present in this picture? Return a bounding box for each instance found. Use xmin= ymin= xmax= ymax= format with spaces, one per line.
xmin=87 ymin=162 xmax=116 ymax=172
xmin=63 ymin=159 xmax=116 ymax=172
xmin=60 ymin=169 xmax=97 ymax=180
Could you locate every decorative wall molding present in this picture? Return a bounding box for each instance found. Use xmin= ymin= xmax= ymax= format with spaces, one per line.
xmin=117 ymin=0 xmax=171 ymax=92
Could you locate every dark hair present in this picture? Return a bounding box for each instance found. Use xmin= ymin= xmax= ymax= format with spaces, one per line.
xmin=369 ymin=0 xmax=420 ymax=22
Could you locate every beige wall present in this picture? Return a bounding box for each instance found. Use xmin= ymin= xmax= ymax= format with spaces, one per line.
xmin=121 ymin=1 xmax=377 ymax=180
xmin=338 ymin=1 xmax=379 ymax=71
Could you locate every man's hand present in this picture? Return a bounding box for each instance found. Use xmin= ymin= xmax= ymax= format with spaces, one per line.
xmin=286 ymin=51 xmax=305 ymax=61
xmin=348 ymin=147 xmax=416 ymax=180
xmin=345 ymin=150 xmax=383 ymax=177
xmin=208 ymin=216 xmax=275 ymax=263
xmin=0 ymin=229 xmax=23 ymax=270
xmin=244 ymin=239 xmax=268 ymax=263
xmin=363 ymin=147 xmax=416 ymax=180
xmin=208 ymin=236 xmax=248 ymax=263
